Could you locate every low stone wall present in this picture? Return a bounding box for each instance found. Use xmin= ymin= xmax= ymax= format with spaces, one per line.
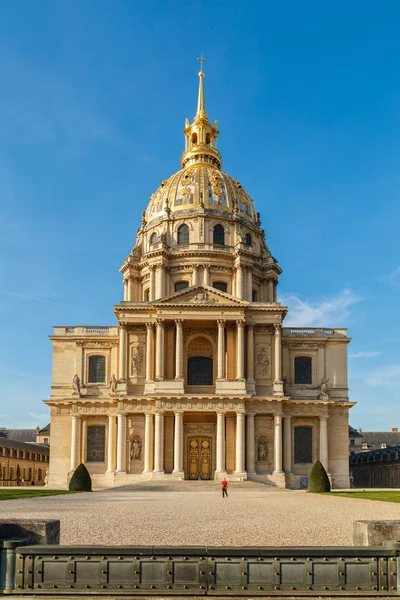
xmin=353 ymin=520 xmax=400 ymax=546
xmin=0 ymin=520 xmax=60 ymax=545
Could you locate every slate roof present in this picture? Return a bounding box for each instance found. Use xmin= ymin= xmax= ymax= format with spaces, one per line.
xmin=349 ymin=426 xmax=363 ymax=438
xmin=0 ymin=429 xmax=37 ymax=443
xmin=38 ymin=423 xmax=50 ymax=435
xmin=361 ymin=431 xmax=400 ymax=448
xmin=0 ymin=437 xmax=49 ymax=454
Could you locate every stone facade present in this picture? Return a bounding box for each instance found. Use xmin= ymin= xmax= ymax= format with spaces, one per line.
xmin=45 ymin=67 xmax=353 ymax=490
xmin=0 ymin=438 xmax=49 ymax=486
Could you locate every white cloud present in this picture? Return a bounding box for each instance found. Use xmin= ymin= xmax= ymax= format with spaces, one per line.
xmin=387 ymin=266 xmax=400 ymax=287
xmin=349 ymin=351 xmax=382 ymax=358
xmin=281 ymin=289 xmax=361 ymax=327
xmin=365 ymin=364 xmax=400 ymax=389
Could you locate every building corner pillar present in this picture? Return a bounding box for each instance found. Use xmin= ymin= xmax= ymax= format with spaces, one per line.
xmin=283 ymin=416 xmax=292 ymax=473
xmin=143 ymin=412 xmax=153 ymax=473
xmin=273 ymin=414 xmax=283 ymax=474
xmin=319 ymin=415 xmax=329 ymax=472
xmin=273 ymin=323 xmax=283 ymax=395
xmin=155 ymin=319 xmax=165 ymax=380
xmin=215 ymin=412 xmax=226 ymax=477
xmin=172 ymin=412 xmax=184 ymax=476
xmin=234 ymin=412 xmax=246 ymax=477
xmin=106 ymin=415 xmax=117 ymax=472
xmin=236 ymin=320 xmax=245 ymax=380
xmin=70 ymin=415 xmax=80 ymax=472
xmin=153 ymin=411 xmax=165 ymax=474
xmin=216 ymin=319 xmax=226 ymax=380
xmin=175 ymin=319 xmax=184 ymax=379
xmin=116 ymin=413 xmax=127 ymax=473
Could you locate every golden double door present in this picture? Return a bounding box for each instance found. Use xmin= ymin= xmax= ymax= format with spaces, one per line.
xmin=187 ymin=436 xmax=212 ymax=480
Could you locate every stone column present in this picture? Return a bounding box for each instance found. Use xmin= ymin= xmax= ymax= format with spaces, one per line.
xmin=273 ymin=414 xmax=283 ymax=474
xmin=247 ymin=267 xmax=253 ymax=301
xmin=215 ymin=412 xmax=226 ymax=475
xmin=217 ymin=319 xmax=225 ymax=380
xmin=283 ymin=416 xmax=292 ymax=473
xmin=172 ymin=412 xmax=184 ymax=475
xmin=145 ymin=323 xmax=154 ymax=381
xmin=118 ymin=324 xmax=127 ymax=381
xmin=175 ymin=319 xmax=184 ymax=379
xmin=247 ymin=324 xmax=255 ymax=381
xmin=153 ymin=412 xmax=164 ymax=473
xmin=116 ymin=413 xmax=126 ymax=472
xmin=246 ymin=413 xmax=256 ymax=474
xmin=127 ymin=277 xmax=134 ymax=301
xmin=107 ymin=415 xmax=117 ymax=472
xmin=203 ymin=264 xmax=210 ymax=286
xmin=143 ymin=413 xmax=153 ymax=473
xmin=123 ymin=279 xmax=128 ymax=301
xmin=155 ymin=319 xmax=165 ymax=380
xmin=236 ymin=320 xmax=245 ymax=380
xmin=149 ymin=266 xmax=156 ymax=301
xmin=192 ymin=264 xmax=199 ymax=286
xmin=273 ymin=323 xmax=283 ymax=395
xmin=236 ymin=266 xmax=244 ymax=299
xmin=70 ymin=415 xmax=80 ymax=471
xmin=234 ymin=412 xmax=246 ymax=475
xmin=319 ymin=416 xmax=329 ymax=472
xmin=81 ymin=419 xmax=87 ymax=463
xmin=268 ymin=279 xmax=274 ymax=302
xmin=159 ymin=265 xmax=166 ymax=299
xmin=273 ymin=281 xmax=278 ymax=302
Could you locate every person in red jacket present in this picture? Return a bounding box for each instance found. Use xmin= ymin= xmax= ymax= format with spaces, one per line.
xmin=221 ymin=478 xmax=228 ymax=498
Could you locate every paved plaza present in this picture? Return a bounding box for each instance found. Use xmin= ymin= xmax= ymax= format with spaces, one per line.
xmin=2 ymin=481 xmax=399 ymax=546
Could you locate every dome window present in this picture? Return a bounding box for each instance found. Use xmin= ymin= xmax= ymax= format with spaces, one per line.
xmin=177 ymin=224 xmax=189 ymax=245
xmin=213 ymin=281 xmax=227 ymax=293
xmin=175 ymin=281 xmax=189 ymax=292
xmin=191 ymin=133 xmax=198 ymax=146
xmin=213 ymin=224 xmax=225 ymax=246
xmin=150 ymin=232 xmax=158 ymax=245
xmin=206 ymin=132 xmax=211 ymax=146
xmin=245 ymin=233 xmax=252 ymax=246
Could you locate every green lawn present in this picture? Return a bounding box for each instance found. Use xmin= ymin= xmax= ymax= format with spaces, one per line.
xmin=0 ymin=489 xmax=77 ymax=501
xmin=329 ymin=491 xmax=400 ymax=503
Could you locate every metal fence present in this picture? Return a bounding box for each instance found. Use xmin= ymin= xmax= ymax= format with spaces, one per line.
xmin=2 ymin=543 xmax=398 ymax=596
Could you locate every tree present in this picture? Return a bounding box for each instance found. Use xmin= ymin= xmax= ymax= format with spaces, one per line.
xmin=307 ymin=460 xmax=331 ymax=493
xmin=69 ymin=463 xmax=92 ymax=492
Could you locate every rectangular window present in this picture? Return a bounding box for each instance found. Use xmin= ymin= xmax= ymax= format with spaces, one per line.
xmin=294 ymin=356 xmax=312 ymax=384
xmin=88 ymin=356 xmax=106 ymax=383
xmin=294 ymin=426 xmax=313 ymax=464
xmin=86 ymin=426 xmax=106 ymax=462
xmin=350 ymin=439 xmax=355 ymax=446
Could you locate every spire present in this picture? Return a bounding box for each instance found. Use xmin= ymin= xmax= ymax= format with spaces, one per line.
xmin=181 ymin=57 xmax=221 ymax=169
xmin=196 ymin=54 xmax=207 ymax=118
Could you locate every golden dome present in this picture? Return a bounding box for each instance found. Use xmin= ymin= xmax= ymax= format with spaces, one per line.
xmin=145 ymin=163 xmax=257 ymax=224
xmin=145 ymin=62 xmax=258 ymax=226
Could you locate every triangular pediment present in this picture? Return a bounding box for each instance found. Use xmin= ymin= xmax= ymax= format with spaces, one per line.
xmin=153 ymin=284 xmax=248 ymax=306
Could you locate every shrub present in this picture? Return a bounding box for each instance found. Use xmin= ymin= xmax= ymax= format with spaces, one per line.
xmin=69 ymin=463 xmax=92 ymax=492
xmin=307 ymin=460 xmax=331 ymax=493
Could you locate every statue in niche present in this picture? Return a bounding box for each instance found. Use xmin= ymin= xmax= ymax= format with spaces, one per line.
xmin=257 ymin=439 xmax=268 ymax=461
xmin=72 ymin=374 xmax=81 ymax=395
xmin=283 ymin=375 xmax=289 ymax=395
xmin=319 ymin=376 xmax=329 ymax=400
xmin=109 ymin=374 xmax=117 ymax=394
xmin=130 ymin=439 xmax=142 ymax=461
xmin=131 ymin=347 xmax=144 ymax=376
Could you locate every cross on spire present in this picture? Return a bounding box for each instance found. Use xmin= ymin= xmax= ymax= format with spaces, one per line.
xmin=197 ymin=53 xmax=206 ymax=73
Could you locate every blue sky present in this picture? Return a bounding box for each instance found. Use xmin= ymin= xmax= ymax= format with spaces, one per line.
xmin=0 ymin=1 xmax=399 ymax=430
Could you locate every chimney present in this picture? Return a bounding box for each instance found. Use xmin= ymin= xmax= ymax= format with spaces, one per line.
xmin=392 ymin=427 xmax=398 ymax=432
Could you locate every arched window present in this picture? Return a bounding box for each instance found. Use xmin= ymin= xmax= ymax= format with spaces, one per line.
xmin=205 ymin=132 xmax=211 ymax=146
xmin=294 ymin=356 xmax=312 ymax=384
xmin=191 ymin=132 xmax=197 ymax=145
xmin=150 ymin=232 xmax=157 ymax=245
xmin=252 ymin=290 xmax=258 ymax=302
xmin=213 ymin=224 xmax=225 ymax=245
xmin=175 ymin=281 xmax=189 ymax=292
xmin=213 ymin=281 xmax=227 ymax=293
xmin=88 ymin=355 xmax=106 ymax=383
xmin=177 ymin=224 xmax=189 ymax=245
xmin=188 ymin=357 xmax=213 ymax=385
xmin=245 ymin=233 xmax=252 ymax=246
xmin=294 ymin=426 xmax=313 ymax=464
xmin=144 ymin=289 xmax=150 ymax=302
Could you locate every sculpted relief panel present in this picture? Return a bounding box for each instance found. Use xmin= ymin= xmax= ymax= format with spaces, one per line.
xmin=130 ymin=345 xmax=144 ymax=377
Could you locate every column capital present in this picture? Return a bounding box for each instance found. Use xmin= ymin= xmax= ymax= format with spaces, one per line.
xmin=174 ymin=410 xmax=184 ymax=416
xmin=246 ymin=322 xmax=255 ymax=330
xmin=204 ymin=263 xmax=211 ymax=270
xmin=217 ymin=319 xmax=226 ymax=328
xmin=119 ymin=321 xmax=128 ymax=330
xmin=146 ymin=322 xmax=155 ymax=330
xmin=175 ymin=319 xmax=184 ymax=327
xmin=149 ymin=264 xmax=156 ymax=272
xmin=236 ymin=319 xmax=246 ymax=328
xmin=235 ymin=410 xmax=246 ymax=416
xmin=283 ymin=414 xmax=292 ymax=420
xmin=216 ymin=411 xmax=226 ymax=416
xmin=274 ymin=323 xmax=282 ymax=332
xmin=156 ymin=318 xmax=165 ymax=327
xmin=319 ymin=415 xmax=329 ymax=421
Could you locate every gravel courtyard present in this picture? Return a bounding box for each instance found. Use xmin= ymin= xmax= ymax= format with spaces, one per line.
xmin=1 ymin=481 xmax=398 ymax=546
